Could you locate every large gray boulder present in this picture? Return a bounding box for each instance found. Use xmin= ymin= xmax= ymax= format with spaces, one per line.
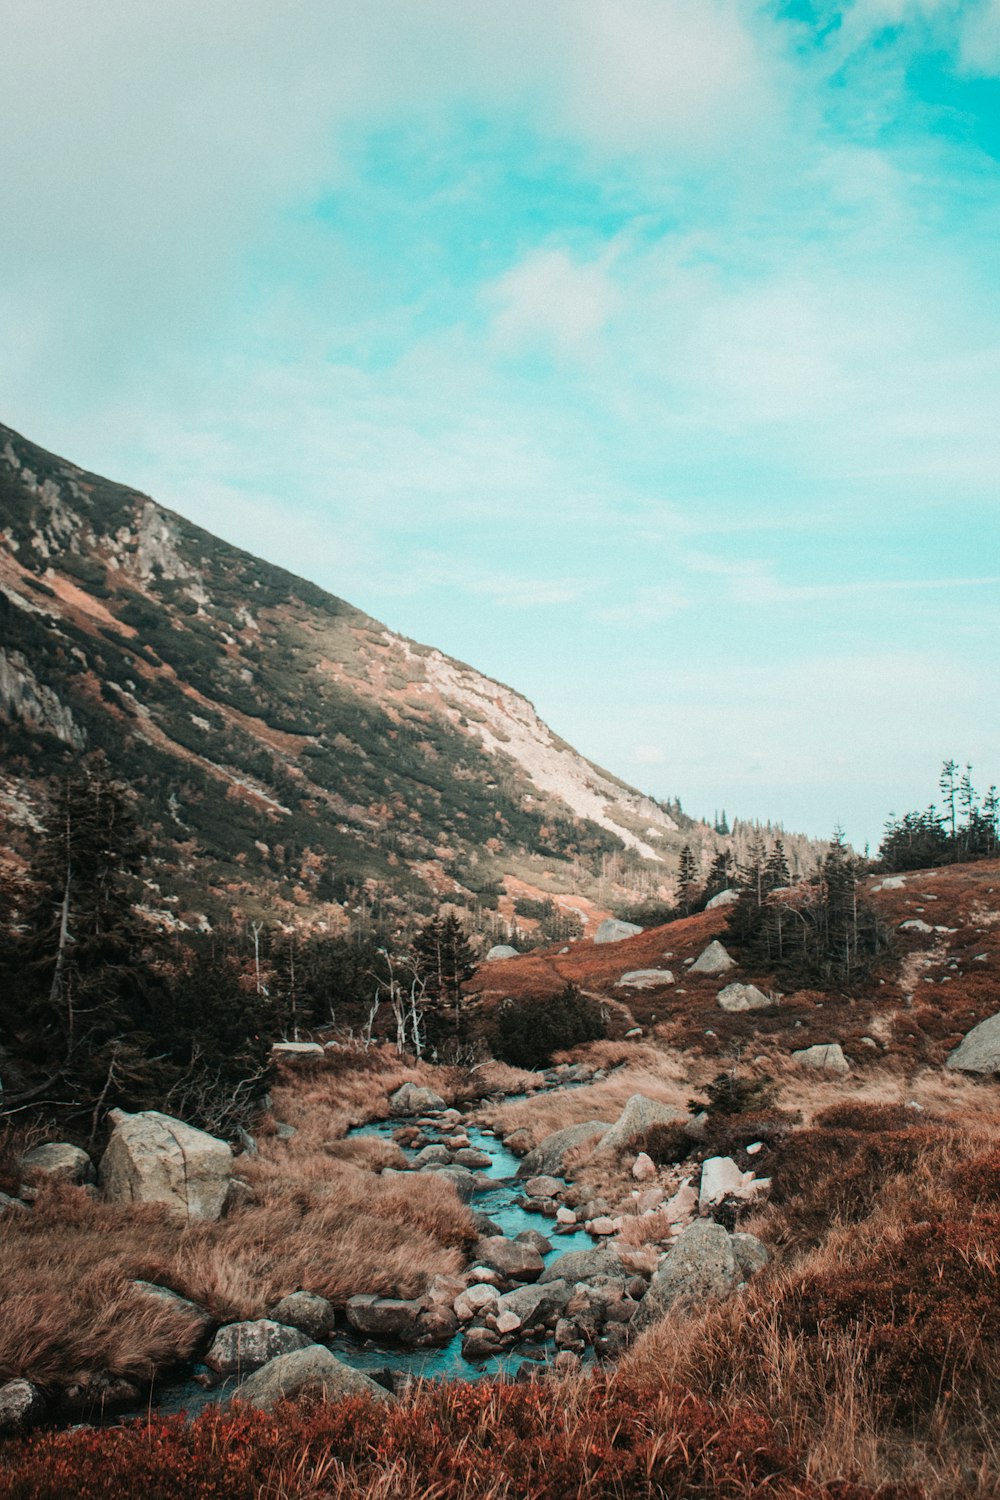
xmin=538 ymin=1245 xmax=623 ymax=1285
xmin=268 ymin=1291 xmax=336 ymax=1340
xmin=716 ymin=983 xmax=772 ymax=1013
xmin=689 ymin=940 xmax=736 ymax=975
xmin=636 ymin=1221 xmax=738 ymax=1326
xmin=791 ymin=1043 xmax=849 ymax=1073
xmin=473 ymin=1236 xmax=544 ymax=1283
xmin=428 ymin=1164 xmax=476 ymax=1202
xmin=389 ymin=1082 xmax=447 ymax=1116
xmin=615 ymin=970 xmax=675 ymax=989
xmin=705 ymin=889 xmax=739 ymax=909
xmin=495 ymin=1279 xmax=571 ymax=1328
xmin=21 ymin=1142 xmax=94 ymax=1185
xmin=235 ymin=1345 xmax=393 ymax=1410
xmin=486 ymin=944 xmax=519 ymax=962
xmin=517 ymin=1121 xmax=607 ymax=1179
xmin=946 ymin=1012 xmax=1000 ymax=1074
xmin=346 ymin=1296 xmax=425 ymax=1342
xmin=597 ymin=1095 xmax=686 ymax=1154
xmin=0 ymin=1379 xmax=46 ymax=1435
xmin=205 ymin=1320 xmax=312 ymax=1376
xmin=99 ymin=1110 xmax=232 ymax=1220
xmin=595 ymin=919 xmax=643 ymax=944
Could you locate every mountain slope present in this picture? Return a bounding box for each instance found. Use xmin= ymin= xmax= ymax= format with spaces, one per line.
xmin=0 ymin=421 xmax=718 ymax=933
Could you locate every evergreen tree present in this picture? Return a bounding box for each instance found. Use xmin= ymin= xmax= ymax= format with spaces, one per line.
xmin=703 ymin=849 xmax=734 ymax=901
xmin=763 ymin=838 xmax=791 ymax=892
xmin=412 ymin=912 xmax=476 ymax=1039
xmin=677 ymin=844 xmax=699 ymax=914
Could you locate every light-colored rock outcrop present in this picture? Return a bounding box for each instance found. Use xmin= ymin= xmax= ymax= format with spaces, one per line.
xmin=235 ymin=1346 xmax=394 ymax=1410
xmin=389 ymin=1083 xmax=447 ymax=1115
xmin=486 ymin=944 xmax=519 ymax=961
xmin=594 ymin=919 xmax=643 ymax=944
xmin=705 ymin=889 xmax=739 ymax=909
xmin=699 ymin=1156 xmax=769 ymax=1209
xmin=716 ymin=983 xmax=772 ymax=1013
xmin=597 ymin=1095 xmax=686 ymax=1153
xmin=689 ymin=940 xmax=736 ymax=975
xmin=99 ymin=1110 xmax=232 ymax=1220
xmin=791 ymin=1043 xmax=849 ymax=1073
xmin=946 ymin=1012 xmax=1000 ymax=1074
xmin=615 ymin=969 xmax=675 ymax=989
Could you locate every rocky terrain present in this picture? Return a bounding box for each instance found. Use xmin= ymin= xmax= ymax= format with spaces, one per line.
xmin=3 ymin=859 xmax=1000 ymax=1497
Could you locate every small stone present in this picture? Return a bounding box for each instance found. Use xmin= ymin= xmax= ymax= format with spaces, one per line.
xmin=632 ymin=1152 xmax=657 ymax=1182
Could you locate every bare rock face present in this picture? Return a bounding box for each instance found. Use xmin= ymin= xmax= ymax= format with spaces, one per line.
xmin=206 ymin=1320 xmax=312 ymax=1376
xmin=791 ymin=1043 xmax=849 ymax=1073
xmin=689 ymin=941 xmax=736 ymax=975
xmin=716 ymin=983 xmax=772 ymax=1013
xmin=597 ymin=1095 xmax=686 ymax=1154
xmin=389 ymin=1083 xmax=447 ymax=1115
xmin=235 ymin=1345 xmax=394 ymax=1410
xmin=594 ymin=919 xmax=643 ymax=944
xmin=99 ymin=1110 xmax=233 ymax=1220
xmin=21 ymin=1142 xmax=95 ymax=1186
xmin=946 ymin=1012 xmax=1000 ymax=1074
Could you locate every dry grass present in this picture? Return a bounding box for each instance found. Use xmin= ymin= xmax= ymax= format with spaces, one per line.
xmin=478 ymin=1057 xmax=694 ymax=1149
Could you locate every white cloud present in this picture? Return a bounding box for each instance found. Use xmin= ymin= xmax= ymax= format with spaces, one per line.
xmin=488 ymin=250 xmax=621 ymax=353
xmin=959 ymin=0 xmax=1000 ymax=72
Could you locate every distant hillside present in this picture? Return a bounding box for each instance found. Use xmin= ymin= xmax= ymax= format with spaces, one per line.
xmin=0 ymin=420 xmax=819 ymax=937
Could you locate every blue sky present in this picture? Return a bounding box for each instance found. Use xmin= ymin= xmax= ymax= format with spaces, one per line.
xmin=2 ymin=1 xmax=999 ymax=848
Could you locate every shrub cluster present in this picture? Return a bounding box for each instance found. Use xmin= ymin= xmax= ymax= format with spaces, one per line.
xmin=491 ymin=985 xmax=607 ymax=1069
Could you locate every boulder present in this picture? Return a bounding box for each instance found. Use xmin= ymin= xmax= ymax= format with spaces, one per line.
xmin=515 ymin=1228 xmax=552 ymax=1255
xmin=663 ymin=1177 xmax=698 ymax=1223
xmin=99 ymin=1110 xmax=232 ymax=1220
xmin=689 ymin=941 xmax=736 ymax=975
xmin=20 ymin=1142 xmax=94 ymax=1186
xmin=389 ymin=1083 xmax=447 ymax=1116
xmin=345 ymin=1296 xmax=426 ymax=1342
xmin=0 ymin=1379 xmax=45 ymax=1435
xmin=636 ymin=1221 xmax=738 ymax=1326
xmin=271 ymin=1041 xmax=324 ymax=1058
xmin=594 ymin=919 xmax=643 ymax=944
xmin=517 ymin=1122 xmax=607 ymax=1180
xmin=474 ymin=1236 xmax=544 ymax=1282
xmin=632 ymin=1152 xmax=657 ymax=1182
xmin=453 ymin=1148 xmax=492 ymax=1169
xmin=524 ymin=1174 xmax=563 ymax=1199
xmin=486 ymin=945 xmax=519 ymax=961
xmin=235 ymin=1345 xmax=393 ymax=1410
xmin=268 ymin=1291 xmax=336 ymax=1340
xmin=132 ymin=1280 xmax=215 ymax=1335
xmin=699 ymin=1156 xmax=758 ymax=1209
xmin=615 ymin=969 xmax=675 ymax=989
xmin=791 ymin=1043 xmax=850 ymax=1073
xmin=472 ymin=1211 xmax=502 ymax=1237
xmin=705 ymin=889 xmax=739 ymax=909
xmin=899 ymin=919 xmax=935 ymax=934
xmin=597 ymin=1095 xmax=686 ymax=1153
xmin=947 ymin=1012 xmax=1000 ymax=1074
xmin=716 ymin=983 xmax=772 ymax=1013
xmin=413 ymin=1144 xmax=453 ymax=1166
xmin=495 ymin=1309 xmax=521 ymax=1336
xmin=462 ymin=1328 xmax=502 ymax=1360
xmin=431 ymin=1165 xmax=476 ymax=1202
xmin=454 ymin=1284 xmax=500 ymax=1320
xmin=731 ymin=1233 xmax=769 ymax=1278
xmin=538 ymin=1245 xmax=623 ymax=1285
xmin=206 ymin=1320 xmax=312 ymax=1375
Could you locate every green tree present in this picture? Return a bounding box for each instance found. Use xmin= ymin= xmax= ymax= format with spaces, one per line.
xmin=412 ymin=912 xmax=476 ymax=1039
xmin=677 ymin=844 xmax=699 ymax=915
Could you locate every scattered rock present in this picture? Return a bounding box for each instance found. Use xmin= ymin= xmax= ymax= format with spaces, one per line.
xmin=0 ymin=1379 xmax=45 ymax=1435
xmin=597 ymin=1095 xmax=686 ymax=1153
xmin=472 ymin=1211 xmax=502 ymax=1237
xmin=705 ymin=889 xmax=739 ymax=909
xmin=20 ymin=1142 xmax=95 ymax=1185
xmin=594 ymin=918 xmax=643 ymax=944
xmin=699 ymin=1156 xmax=760 ymax=1209
xmin=235 ymin=1345 xmax=393 ymax=1410
xmin=486 ymin=945 xmax=520 ymax=961
xmin=268 ymin=1291 xmax=336 ymax=1340
xmin=0 ymin=1191 xmax=29 ymax=1216
xmin=473 ymin=1237 xmax=544 ymax=1283
xmin=99 ymin=1110 xmax=233 ymax=1221
xmin=716 ymin=983 xmax=772 ymax=1013
xmin=947 ymin=1012 xmax=1000 ymax=1074
xmin=872 ymin=877 xmax=906 ymax=891
xmin=224 ymin=1177 xmax=256 ymax=1214
xmin=206 ymin=1320 xmax=312 ymax=1376
xmin=615 ymin=969 xmax=675 ymax=989
xmin=588 ymin=1216 xmax=616 ymax=1235
xmin=454 ymin=1284 xmax=500 ymax=1320
xmin=495 ymin=1280 xmax=570 ymax=1328
xmin=515 ymin=1228 xmax=552 ymax=1255
xmin=556 ymin=1205 xmax=577 ymax=1225
xmin=632 ymin=1152 xmax=657 ymax=1182
xmin=791 ymin=1043 xmax=849 ymax=1073
xmin=524 ymin=1174 xmax=563 ymax=1198
xmin=899 ymin=919 xmax=935 ymax=934
xmin=731 ymin=1233 xmax=769 ymax=1277
xmin=539 ymin=1246 xmax=623 ymax=1285
xmin=517 ymin=1122 xmax=607 ymax=1179
xmin=389 ymin=1083 xmax=447 ymax=1116
xmin=453 ymin=1148 xmax=492 ymax=1169
xmin=689 ymin=941 xmax=736 ymax=975
xmin=462 ymin=1327 xmax=502 ymax=1360
xmin=346 ymin=1296 xmax=425 ymax=1343
xmin=431 ymin=1165 xmax=476 ymax=1202
xmin=413 ymin=1144 xmax=453 ymax=1166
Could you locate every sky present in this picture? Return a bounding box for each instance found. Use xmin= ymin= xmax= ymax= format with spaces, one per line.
xmin=2 ymin=0 xmax=999 ymax=850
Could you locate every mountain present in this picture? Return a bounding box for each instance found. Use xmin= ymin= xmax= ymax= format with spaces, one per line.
xmin=0 ymin=420 xmax=814 ymax=938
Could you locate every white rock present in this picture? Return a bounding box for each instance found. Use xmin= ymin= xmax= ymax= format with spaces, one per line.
xmin=632 ymin=1152 xmax=657 ymax=1182
xmin=99 ymin=1110 xmax=232 ymax=1220
xmin=486 ymin=945 xmax=519 ymax=961
xmin=899 ymin=919 xmax=934 ymax=934
xmin=594 ymin=919 xmax=643 ymax=944
xmin=454 ymin=1284 xmax=499 ymax=1320
xmin=689 ymin=941 xmax=736 ymax=975
xmin=495 ymin=1310 xmax=522 ymax=1334
xmin=664 ymin=1177 xmax=698 ymax=1223
xmin=699 ymin=1157 xmax=757 ymax=1209
xmin=791 ymin=1043 xmax=850 ymax=1073
xmin=271 ymin=1041 xmax=325 ymax=1057
xmin=589 ymin=1216 xmax=616 ymax=1235
xmin=556 ymin=1206 xmax=577 ymax=1224
xmin=716 ymin=983 xmax=772 ymax=1013
xmin=705 ymin=889 xmax=739 ymax=909
xmin=615 ymin=969 xmax=675 ymax=990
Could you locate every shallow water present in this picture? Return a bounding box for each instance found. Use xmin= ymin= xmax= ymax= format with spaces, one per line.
xmin=124 ymin=1106 xmax=598 ymax=1418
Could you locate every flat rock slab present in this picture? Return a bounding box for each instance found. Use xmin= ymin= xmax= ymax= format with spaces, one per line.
xmin=235 ymin=1346 xmax=394 ymax=1410
xmin=615 ymin=969 xmax=675 ymax=989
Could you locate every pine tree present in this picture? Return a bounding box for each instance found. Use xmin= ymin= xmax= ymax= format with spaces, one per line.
xmin=412 ymin=912 xmax=476 ymax=1039
xmin=677 ymin=844 xmax=699 ymax=914
xmin=764 ymin=838 xmax=791 ymax=892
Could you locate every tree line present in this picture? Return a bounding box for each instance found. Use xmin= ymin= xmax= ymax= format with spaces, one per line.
xmin=879 ymin=760 xmax=998 ymax=872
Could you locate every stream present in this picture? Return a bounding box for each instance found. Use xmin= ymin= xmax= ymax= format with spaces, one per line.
xmin=116 ymin=1104 xmax=600 ymax=1420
